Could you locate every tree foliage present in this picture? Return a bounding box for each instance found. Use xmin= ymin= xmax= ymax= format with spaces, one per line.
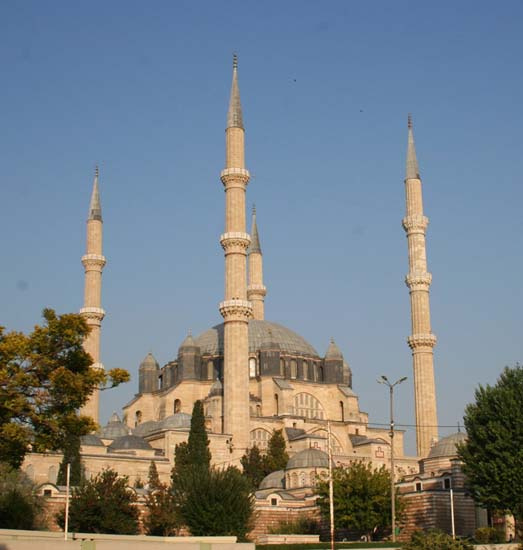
xmin=0 ymin=463 xmax=45 ymax=530
xmin=173 ymin=465 xmax=254 ymax=540
xmin=241 ymin=445 xmax=267 ymax=489
xmin=57 ymin=434 xmax=82 ymax=486
xmin=0 ymin=309 xmax=129 ymax=469
xmin=186 ymin=400 xmax=211 ymax=471
xmin=147 ymin=460 xmax=160 ymax=490
xmin=458 ymin=365 xmax=523 ymax=520
xmin=316 ymin=461 xmax=403 ymax=541
xmin=403 ymin=529 xmax=473 ymax=550
xmin=265 ymin=429 xmax=289 ymax=472
xmin=56 ymin=468 xmax=139 ymax=534
xmin=144 ymin=481 xmax=179 ymax=536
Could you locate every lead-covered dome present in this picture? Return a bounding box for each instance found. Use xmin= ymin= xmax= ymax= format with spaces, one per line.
xmin=109 ymin=434 xmax=152 ymax=451
xmin=286 ymin=448 xmax=330 ymax=469
xmin=259 ymin=470 xmax=285 ymax=489
xmin=196 ymin=320 xmax=319 ymax=357
xmin=428 ymin=432 xmax=467 ymax=459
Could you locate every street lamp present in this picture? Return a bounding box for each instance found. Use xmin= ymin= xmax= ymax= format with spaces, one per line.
xmin=377 ymin=375 xmax=407 ymax=543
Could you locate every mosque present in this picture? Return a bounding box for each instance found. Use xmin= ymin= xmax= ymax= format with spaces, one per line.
xmin=24 ymin=56 xmax=477 ymax=538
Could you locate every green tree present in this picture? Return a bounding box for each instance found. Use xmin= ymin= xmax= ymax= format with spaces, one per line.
xmin=147 ymin=460 xmax=161 ymax=490
xmin=0 ymin=309 xmax=130 ymax=469
xmin=173 ymin=465 xmax=254 ymax=540
xmin=57 ymin=433 xmax=83 ymax=486
xmin=56 ymin=468 xmax=139 ymax=534
xmin=265 ymin=429 xmax=289 ymax=472
xmin=458 ymin=365 xmax=523 ymax=522
xmin=0 ymin=463 xmax=45 ymax=530
xmin=316 ymin=461 xmax=403 ymax=541
xmin=403 ymin=529 xmax=473 ymax=550
xmin=186 ymin=400 xmax=211 ymax=471
xmin=241 ymin=444 xmax=267 ymax=488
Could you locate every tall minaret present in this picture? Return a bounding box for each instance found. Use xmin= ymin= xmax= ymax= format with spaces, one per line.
xmin=247 ymin=205 xmax=267 ymax=320
xmin=219 ymin=55 xmax=253 ymax=455
xmin=79 ymin=166 xmax=106 ymax=425
xmin=402 ymin=115 xmax=438 ymax=457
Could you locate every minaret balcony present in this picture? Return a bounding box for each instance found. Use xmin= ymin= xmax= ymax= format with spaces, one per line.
xmin=220 ymin=232 xmax=251 ymax=252
xmin=402 ymin=215 xmax=428 ymax=234
xmin=248 ymin=284 xmax=267 ymax=297
xmin=405 ymin=272 xmax=432 ymax=290
xmin=79 ymin=306 xmax=106 ymax=324
xmin=407 ymin=333 xmax=437 ymax=350
xmin=81 ymin=254 xmax=107 ymax=269
xmin=220 ymin=168 xmax=250 ymax=188
xmin=219 ymin=299 xmax=253 ymax=321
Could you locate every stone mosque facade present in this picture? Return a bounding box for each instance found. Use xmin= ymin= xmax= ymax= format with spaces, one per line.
xmin=25 ymin=58 xmax=460 ymax=533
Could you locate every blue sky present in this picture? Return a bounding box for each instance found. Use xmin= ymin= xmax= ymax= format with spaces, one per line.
xmin=2 ymin=1 xmax=522 ymax=454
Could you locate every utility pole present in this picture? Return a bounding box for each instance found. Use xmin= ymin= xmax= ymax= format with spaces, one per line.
xmin=327 ymin=420 xmax=335 ymax=550
xmin=378 ymin=375 xmax=407 ymax=543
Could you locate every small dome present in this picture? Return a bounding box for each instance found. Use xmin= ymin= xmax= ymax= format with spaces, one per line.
xmin=259 ymin=470 xmax=285 ymax=490
xmin=180 ymin=332 xmax=199 ymax=349
xmin=140 ymin=352 xmax=159 ymax=370
xmin=99 ymin=412 xmax=129 ymax=439
xmin=325 ymin=338 xmax=343 ymax=360
xmin=428 ymin=432 xmax=467 ymax=459
xmin=133 ymin=420 xmax=161 ymax=437
xmin=80 ymin=434 xmax=104 ymax=447
xmin=286 ymin=448 xmax=330 ymax=470
xmin=108 ymin=434 xmax=152 ymax=451
xmin=209 ymin=378 xmax=223 ymax=397
xmin=160 ymin=413 xmax=192 ymax=430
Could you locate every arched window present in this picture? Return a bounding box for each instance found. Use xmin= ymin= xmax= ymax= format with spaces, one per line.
xmin=48 ymin=465 xmax=57 ymax=484
xmin=291 ymin=472 xmax=298 ymax=488
xmin=256 ymin=404 xmax=262 ymax=417
xmin=310 ymin=471 xmax=316 ymax=486
xmin=275 ymin=393 xmax=279 ymax=415
xmin=313 ymin=428 xmax=343 ymax=454
xmin=174 ymin=399 xmax=181 ymax=414
xmin=249 ymin=357 xmax=257 ymax=378
xmin=279 ymin=358 xmax=285 ymax=376
xmin=299 ymin=471 xmax=307 ymax=487
xmin=250 ymin=428 xmax=271 ymax=450
xmin=135 ymin=410 xmax=142 ymax=426
xmin=207 ymin=361 xmax=214 ymax=380
xmin=340 ymin=401 xmax=344 ymax=422
xmin=290 ymin=360 xmax=297 ymax=379
xmin=294 ymin=393 xmax=325 ymax=420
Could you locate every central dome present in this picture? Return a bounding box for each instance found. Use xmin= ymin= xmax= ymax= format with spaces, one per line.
xmin=196 ymin=320 xmax=319 ymax=357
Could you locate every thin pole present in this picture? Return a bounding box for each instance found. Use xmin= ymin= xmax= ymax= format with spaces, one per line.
xmin=327 ymin=421 xmax=335 ymax=550
xmin=390 ymin=385 xmax=396 ymax=543
xmin=450 ymin=488 xmax=455 ymax=539
xmin=64 ymin=462 xmax=71 ymax=541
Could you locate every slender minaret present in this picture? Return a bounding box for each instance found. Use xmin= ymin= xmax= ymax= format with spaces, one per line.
xmin=402 ymin=115 xmax=438 ymax=457
xmin=247 ymin=205 xmax=267 ymax=320
xmin=79 ymin=166 xmax=106 ymax=424
xmin=219 ymin=55 xmax=253 ymax=454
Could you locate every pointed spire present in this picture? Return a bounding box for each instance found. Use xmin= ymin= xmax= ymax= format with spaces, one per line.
xmin=248 ymin=204 xmax=262 ymax=254
xmin=88 ymin=165 xmax=103 ymax=221
xmin=406 ymin=114 xmax=420 ymax=180
xmin=325 ymin=337 xmax=343 ymax=360
xmin=226 ymin=54 xmax=244 ymax=129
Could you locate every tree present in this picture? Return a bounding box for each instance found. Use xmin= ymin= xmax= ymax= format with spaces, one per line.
xmin=403 ymin=529 xmax=473 ymax=550
xmin=173 ymin=465 xmax=254 ymax=540
xmin=241 ymin=445 xmax=267 ymax=488
xmin=143 ymin=462 xmax=180 ymax=536
xmin=458 ymin=365 xmax=523 ymax=522
xmin=0 ymin=463 xmax=45 ymax=530
xmin=57 ymin=433 xmax=82 ymax=486
xmin=265 ymin=429 xmax=289 ymax=472
xmin=316 ymin=461 xmax=403 ymax=541
xmin=186 ymin=400 xmax=211 ymax=471
xmin=56 ymin=468 xmax=139 ymax=534
xmin=0 ymin=309 xmax=129 ymax=469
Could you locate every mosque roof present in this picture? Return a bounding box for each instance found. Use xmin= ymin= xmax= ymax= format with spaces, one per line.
xmin=139 ymin=352 xmax=159 ymax=370
xmin=286 ymin=448 xmax=330 ymax=470
xmin=160 ymin=413 xmax=192 ymax=430
xmin=325 ymin=338 xmax=343 ymax=360
xmin=99 ymin=412 xmax=129 ymax=439
xmin=259 ymin=469 xmax=285 ymax=490
xmin=108 ymin=434 xmax=152 ymax=451
xmin=196 ymin=320 xmax=319 ymax=357
xmin=428 ymin=432 xmax=467 ymax=459
xmin=80 ymin=434 xmax=105 ymax=447
xmin=133 ymin=420 xmax=161 ymax=437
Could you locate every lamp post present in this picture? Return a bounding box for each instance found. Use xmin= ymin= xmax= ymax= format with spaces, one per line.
xmin=378 ymin=375 xmax=407 ymax=543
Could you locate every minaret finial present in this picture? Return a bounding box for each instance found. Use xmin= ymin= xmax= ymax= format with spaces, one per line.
xmin=227 ymin=54 xmax=243 ymax=129
xmin=248 ymin=204 xmax=261 ymax=254
xmin=252 ymin=203 xmax=256 ymax=215
xmin=88 ymin=166 xmax=102 ymax=221
xmin=95 ymin=164 xmax=99 ymax=179
xmin=406 ymin=114 xmax=420 ymax=179
xmin=233 ymin=53 xmax=238 ymax=69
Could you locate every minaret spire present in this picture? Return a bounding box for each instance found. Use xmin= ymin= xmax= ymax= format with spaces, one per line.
xmin=80 ymin=167 xmax=107 ymax=425
xmin=248 ymin=204 xmax=267 ymax=320
xmin=219 ymin=55 xmax=252 ymax=455
xmin=402 ymin=115 xmax=438 ymax=457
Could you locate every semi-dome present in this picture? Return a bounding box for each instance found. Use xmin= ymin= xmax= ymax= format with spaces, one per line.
xmin=108 ymin=434 xmax=152 ymax=451
xmin=160 ymin=413 xmax=192 ymax=430
xmin=80 ymin=434 xmax=104 ymax=447
xmin=428 ymin=432 xmax=467 ymax=459
xmin=259 ymin=469 xmax=285 ymax=489
xmin=196 ymin=320 xmax=319 ymax=357
xmin=286 ymin=448 xmax=330 ymax=470
xmin=99 ymin=412 xmax=129 ymax=439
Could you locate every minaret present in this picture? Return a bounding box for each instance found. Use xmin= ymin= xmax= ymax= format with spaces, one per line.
xmin=79 ymin=166 xmax=106 ymax=424
xmin=247 ymin=205 xmax=267 ymax=320
xmin=219 ymin=55 xmax=253 ymax=455
xmin=402 ymin=115 xmax=438 ymax=457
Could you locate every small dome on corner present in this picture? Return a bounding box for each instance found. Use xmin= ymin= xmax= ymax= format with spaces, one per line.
xmin=140 ymin=352 xmax=159 ymax=370
xmin=428 ymin=432 xmax=467 ymax=459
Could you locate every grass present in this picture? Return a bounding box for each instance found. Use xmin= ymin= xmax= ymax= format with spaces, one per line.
xmin=256 ymin=543 xmax=401 ymax=550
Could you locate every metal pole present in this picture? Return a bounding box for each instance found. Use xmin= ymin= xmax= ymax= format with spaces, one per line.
xmin=327 ymin=421 xmax=335 ymax=550
xmin=390 ymin=385 xmax=396 ymax=543
xmin=450 ymin=488 xmax=455 ymax=539
xmin=64 ymin=462 xmax=71 ymax=541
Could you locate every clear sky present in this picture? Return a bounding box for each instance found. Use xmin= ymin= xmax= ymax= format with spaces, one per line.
xmin=2 ymin=1 xmax=522 ymax=455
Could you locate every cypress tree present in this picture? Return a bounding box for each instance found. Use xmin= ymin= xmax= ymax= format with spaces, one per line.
xmin=57 ymin=434 xmax=82 ymax=486
xmin=186 ymin=400 xmax=211 ymax=471
xmin=265 ymin=429 xmax=289 ymax=472
xmin=147 ymin=460 xmax=160 ymax=490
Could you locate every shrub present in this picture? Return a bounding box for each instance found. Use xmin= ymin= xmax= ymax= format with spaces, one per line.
xmin=474 ymin=526 xmax=505 ymax=543
xmin=268 ymin=517 xmax=320 ymax=535
xmin=404 ymin=529 xmax=473 ymax=550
